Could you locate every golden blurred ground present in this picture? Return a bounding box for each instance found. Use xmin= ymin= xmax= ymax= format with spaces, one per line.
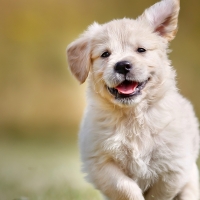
xmin=0 ymin=135 xmax=101 ymax=200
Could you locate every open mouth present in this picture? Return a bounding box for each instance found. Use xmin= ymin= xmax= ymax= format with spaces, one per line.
xmin=107 ymin=79 xmax=148 ymax=99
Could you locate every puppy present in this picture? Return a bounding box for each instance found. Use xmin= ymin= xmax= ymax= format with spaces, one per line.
xmin=67 ymin=0 xmax=200 ymax=199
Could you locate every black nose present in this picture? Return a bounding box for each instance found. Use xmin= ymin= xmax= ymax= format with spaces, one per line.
xmin=114 ymin=61 xmax=132 ymax=74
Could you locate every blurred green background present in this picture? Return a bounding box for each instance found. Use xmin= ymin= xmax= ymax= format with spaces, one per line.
xmin=0 ymin=0 xmax=199 ymax=199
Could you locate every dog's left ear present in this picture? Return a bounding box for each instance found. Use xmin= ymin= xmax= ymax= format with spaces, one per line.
xmin=139 ymin=0 xmax=180 ymax=41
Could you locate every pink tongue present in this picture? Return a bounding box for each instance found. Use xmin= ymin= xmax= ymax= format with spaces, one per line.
xmin=116 ymin=81 xmax=138 ymax=95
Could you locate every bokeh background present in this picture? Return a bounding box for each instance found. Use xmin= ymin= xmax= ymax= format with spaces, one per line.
xmin=0 ymin=0 xmax=199 ymax=199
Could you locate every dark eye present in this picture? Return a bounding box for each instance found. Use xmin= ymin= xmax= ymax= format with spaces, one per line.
xmin=137 ymin=48 xmax=146 ymax=53
xmin=101 ymin=51 xmax=111 ymax=58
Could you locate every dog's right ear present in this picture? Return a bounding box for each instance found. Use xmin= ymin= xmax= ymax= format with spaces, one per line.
xmin=67 ymin=23 xmax=100 ymax=84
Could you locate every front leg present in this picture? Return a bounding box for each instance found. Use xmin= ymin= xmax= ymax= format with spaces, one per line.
xmin=85 ymin=161 xmax=144 ymax=200
xmin=176 ymin=164 xmax=199 ymax=200
xmin=144 ymin=172 xmax=186 ymax=200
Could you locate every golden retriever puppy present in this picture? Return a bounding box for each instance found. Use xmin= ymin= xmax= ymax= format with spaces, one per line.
xmin=67 ymin=0 xmax=199 ymax=199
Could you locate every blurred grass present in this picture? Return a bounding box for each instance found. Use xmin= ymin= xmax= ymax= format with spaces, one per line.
xmin=0 ymin=134 xmax=199 ymax=200
xmin=0 ymin=134 xmax=101 ymax=200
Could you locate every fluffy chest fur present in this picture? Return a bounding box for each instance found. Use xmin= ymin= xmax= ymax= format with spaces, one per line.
xmin=102 ymin=123 xmax=179 ymax=191
xmin=80 ymin=92 xmax=192 ymax=192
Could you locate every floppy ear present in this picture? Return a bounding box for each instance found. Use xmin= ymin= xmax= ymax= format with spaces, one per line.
xmin=67 ymin=22 xmax=101 ymax=83
xmin=139 ymin=0 xmax=180 ymax=41
xmin=67 ymin=35 xmax=91 ymax=84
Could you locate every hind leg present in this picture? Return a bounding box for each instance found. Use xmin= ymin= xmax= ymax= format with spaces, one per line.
xmin=176 ymin=163 xmax=199 ymax=200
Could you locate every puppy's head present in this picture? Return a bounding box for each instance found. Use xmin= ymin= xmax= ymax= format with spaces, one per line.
xmin=67 ymin=0 xmax=180 ymax=107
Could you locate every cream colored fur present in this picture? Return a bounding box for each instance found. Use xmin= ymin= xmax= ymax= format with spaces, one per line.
xmin=67 ymin=0 xmax=200 ymax=199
